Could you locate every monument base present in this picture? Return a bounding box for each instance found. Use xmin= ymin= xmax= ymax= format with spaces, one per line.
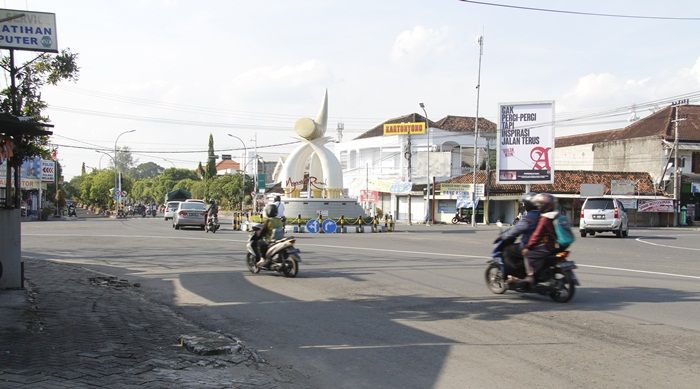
xmin=282 ymin=197 xmax=365 ymax=219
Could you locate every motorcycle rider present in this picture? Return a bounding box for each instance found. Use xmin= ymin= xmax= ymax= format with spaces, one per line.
xmin=206 ymin=199 xmax=218 ymax=226
xmin=249 ymin=222 xmax=268 ymax=266
xmin=496 ymin=193 xmax=540 ymax=284
xmin=521 ymin=193 xmax=559 ymax=285
xmin=272 ymin=195 xmax=286 ymax=223
xmin=256 ymin=200 xmax=284 ymax=268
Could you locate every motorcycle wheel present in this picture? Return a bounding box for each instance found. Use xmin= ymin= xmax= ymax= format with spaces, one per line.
xmin=246 ymin=253 xmax=260 ymax=274
xmin=485 ymin=263 xmax=507 ymax=294
xmin=452 ymin=217 xmax=459 ymax=224
xmin=549 ymin=270 xmax=576 ymax=303
xmin=282 ymin=254 xmax=299 ymax=278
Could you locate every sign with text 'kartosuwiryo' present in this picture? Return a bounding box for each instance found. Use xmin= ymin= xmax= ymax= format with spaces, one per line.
xmin=0 ymin=8 xmax=58 ymax=52
xmin=497 ymin=101 xmax=554 ymax=184
xmin=383 ymin=122 xmax=426 ymax=136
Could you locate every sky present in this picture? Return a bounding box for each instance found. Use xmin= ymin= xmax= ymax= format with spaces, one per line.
xmin=2 ymin=0 xmax=700 ymax=179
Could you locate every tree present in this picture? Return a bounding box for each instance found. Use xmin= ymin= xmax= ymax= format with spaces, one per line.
xmin=0 ymin=49 xmax=79 ymax=206
xmin=81 ymin=162 xmax=86 ymax=175
xmin=197 ymin=162 xmax=205 ymax=179
xmin=205 ymin=133 xmax=217 ymax=179
xmin=113 ymin=146 xmax=137 ymax=173
xmin=129 ymin=162 xmax=164 ymax=180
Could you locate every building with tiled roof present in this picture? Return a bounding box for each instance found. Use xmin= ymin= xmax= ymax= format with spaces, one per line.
xmin=555 ymin=104 xmax=700 ymax=184
xmin=215 ymin=159 xmax=240 ymax=175
xmin=336 ymin=113 xmax=497 ymax=223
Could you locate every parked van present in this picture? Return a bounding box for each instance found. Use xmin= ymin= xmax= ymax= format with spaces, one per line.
xmin=579 ymin=197 xmax=629 ymax=238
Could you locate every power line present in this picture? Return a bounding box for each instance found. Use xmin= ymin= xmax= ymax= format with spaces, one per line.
xmin=51 ymin=140 xmax=301 ymax=154
xmin=457 ymin=0 xmax=700 ymax=20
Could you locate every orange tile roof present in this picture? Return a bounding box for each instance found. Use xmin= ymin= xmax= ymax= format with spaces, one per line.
xmin=440 ymin=170 xmax=658 ymax=195
xmin=215 ymin=159 xmax=240 ymax=171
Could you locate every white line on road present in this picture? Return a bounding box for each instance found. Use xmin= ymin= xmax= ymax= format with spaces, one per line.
xmin=25 ymin=233 xmax=700 ymax=279
xmin=635 ymin=236 xmax=700 ymax=252
xmin=576 ymin=264 xmax=700 ymax=280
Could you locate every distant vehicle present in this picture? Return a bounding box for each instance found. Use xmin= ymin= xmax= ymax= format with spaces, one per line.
xmin=579 ymin=197 xmax=629 ymax=238
xmin=173 ymin=201 xmax=206 ymax=230
xmin=164 ymin=201 xmax=180 ymax=221
xmin=184 ymin=199 xmax=205 ymax=204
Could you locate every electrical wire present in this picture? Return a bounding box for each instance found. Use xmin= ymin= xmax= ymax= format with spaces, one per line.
xmin=457 ymin=0 xmax=700 ymax=20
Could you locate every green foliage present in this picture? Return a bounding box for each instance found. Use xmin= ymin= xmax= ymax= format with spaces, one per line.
xmin=113 ymin=146 xmax=136 ymax=173
xmin=71 ymin=165 xmax=251 ymax=211
xmin=128 ymin=162 xmax=164 ymax=180
xmin=205 ymin=134 xmax=217 ymax=179
xmin=0 ymin=49 xmax=80 ymax=162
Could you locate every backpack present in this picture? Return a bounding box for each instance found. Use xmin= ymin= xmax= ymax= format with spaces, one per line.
xmin=264 ymin=203 xmax=278 ymax=218
xmin=553 ymin=212 xmax=575 ymax=249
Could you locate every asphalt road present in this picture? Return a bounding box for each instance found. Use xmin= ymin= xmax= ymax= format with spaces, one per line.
xmin=22 ymin=215 xmax=700 ymax=389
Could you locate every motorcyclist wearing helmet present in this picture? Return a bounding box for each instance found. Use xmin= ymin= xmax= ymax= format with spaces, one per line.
xmin=272 ymin=195 xmax=286 ymax=223
xmin=521 ymin=193 xmax=559 ymax=285
xmin=499 ymin=193 xmax=540 ymax=249
xmin=206 ymin=199 xmax=218 ymax=225
xmin=496 ymin=193 xmax=540 ymax=283
xmin=256 ymin=200 xmax=284 ymax=267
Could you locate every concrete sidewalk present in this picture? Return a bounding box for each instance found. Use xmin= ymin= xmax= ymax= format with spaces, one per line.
xmin=0 ymin=259 xmax=302 ymax=388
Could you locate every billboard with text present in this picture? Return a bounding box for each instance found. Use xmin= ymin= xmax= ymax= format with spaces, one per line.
xmin=497 ymin=101 xmax=554 ymax=184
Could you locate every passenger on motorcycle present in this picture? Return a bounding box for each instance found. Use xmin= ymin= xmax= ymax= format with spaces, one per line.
xmin=496 ymin=193 xmax=540 ymax=283
xmin=249 ymin=222 xmax=269 ymax=267
xmin=521 ymin=193 xmax=559 ymax=285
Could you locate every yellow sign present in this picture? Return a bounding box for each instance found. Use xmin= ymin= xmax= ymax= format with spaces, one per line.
xmin=383 ymin=122 xmax=426 ymax=136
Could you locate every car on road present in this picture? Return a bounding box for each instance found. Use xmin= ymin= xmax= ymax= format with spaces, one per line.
xmin=173 ymin=201 xmax=206 ymax=230
xmin=579 ymin=197 xmax=629 ymax=238
xmin=164 ymin=201 xmax=180 ymax=221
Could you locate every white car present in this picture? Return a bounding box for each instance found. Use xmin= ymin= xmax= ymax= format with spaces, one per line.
xmin=579 ymin=197 xmax=629 ymax=238
xmin=164 ymin=201 xmax=180 ymax=221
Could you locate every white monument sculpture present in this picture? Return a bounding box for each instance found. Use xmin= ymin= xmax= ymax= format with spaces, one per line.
xmin=279 ymin=90 xmax=343 ymax=199
xmin=277 ymin=91 xmax=365 ymax=218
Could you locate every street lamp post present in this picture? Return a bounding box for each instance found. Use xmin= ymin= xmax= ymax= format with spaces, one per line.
xmin=114 ymin=130 xmax=135 ymax=209
xmin=419 ymin=102 xmax=431 ymax=225
xmin=471 ymin=35 xmax=484 ymax=228
xmin=227 ymin=134 xmax=248 ymax=211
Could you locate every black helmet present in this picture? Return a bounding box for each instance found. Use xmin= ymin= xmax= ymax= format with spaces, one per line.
xmin=274 ymin=195 xmax=281 ymax=202
xmin=209 ymin=199 xmax=215 ymax=204
xmin=532 ymin=193 xmax=557 ymax=213
xmin=520 ymin=192 xmax=537 ymax=211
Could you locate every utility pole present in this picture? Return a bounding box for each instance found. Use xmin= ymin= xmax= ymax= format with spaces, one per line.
xmin=471 ymin=34 xmax=484 ymax=228
xmin=419 ymin=103 xmax=431 ymax=225
xmin=671 ymin=99 xmax=688 ymax=226
xmin=407 ymin=133 xmax=413 ymax=225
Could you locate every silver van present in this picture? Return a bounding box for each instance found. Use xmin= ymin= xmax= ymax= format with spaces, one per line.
xmin=579 ymin=197 xmax=629 ymax=238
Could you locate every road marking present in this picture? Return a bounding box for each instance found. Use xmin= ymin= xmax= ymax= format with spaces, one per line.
xmin=577 ymin=264 xmax=700 ymax=280
xmin=635 ymin=236 xmax=700 ymax=252
xmin=24 ymin=233 xmax=700 ymax=279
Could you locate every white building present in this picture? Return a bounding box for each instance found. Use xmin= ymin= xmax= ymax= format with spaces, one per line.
xmin=333 ymin=113 xmax=497 ymax=222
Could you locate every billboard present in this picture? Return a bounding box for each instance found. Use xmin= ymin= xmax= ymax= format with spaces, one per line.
xmin=638 ymin=199 xmax=674 ymax=213
xmin=497 ymin=101 xmax=555 ymax=184
xmin=0 ymin=8 xmax=58 ymax=52
xmin=383 ymin=122 xmax=426 ymax=136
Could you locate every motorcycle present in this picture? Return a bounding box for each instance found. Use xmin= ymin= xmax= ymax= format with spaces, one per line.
xmin=150 ymin=208 xmax=157 ymax=217
xmin=246 ymin=231 xmax=300 ymax=278
xmin=451 ymin=212 xmax=470 ymax=224
xmin=67 ymin=205 xmax=77 ymax=217
xmin=486 ymin=233 xmax=579 ymax=303
xmin=205 ymin=214 xmax=220 ymax=233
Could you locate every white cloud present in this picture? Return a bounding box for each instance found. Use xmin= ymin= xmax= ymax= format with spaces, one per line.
xmin=391 ymin=25 xmax=452 ymax=63
xmin=228 ymin=60 xmax=332 ymax=101
xmin=561 ymin=56 xmax=700 ymax=113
